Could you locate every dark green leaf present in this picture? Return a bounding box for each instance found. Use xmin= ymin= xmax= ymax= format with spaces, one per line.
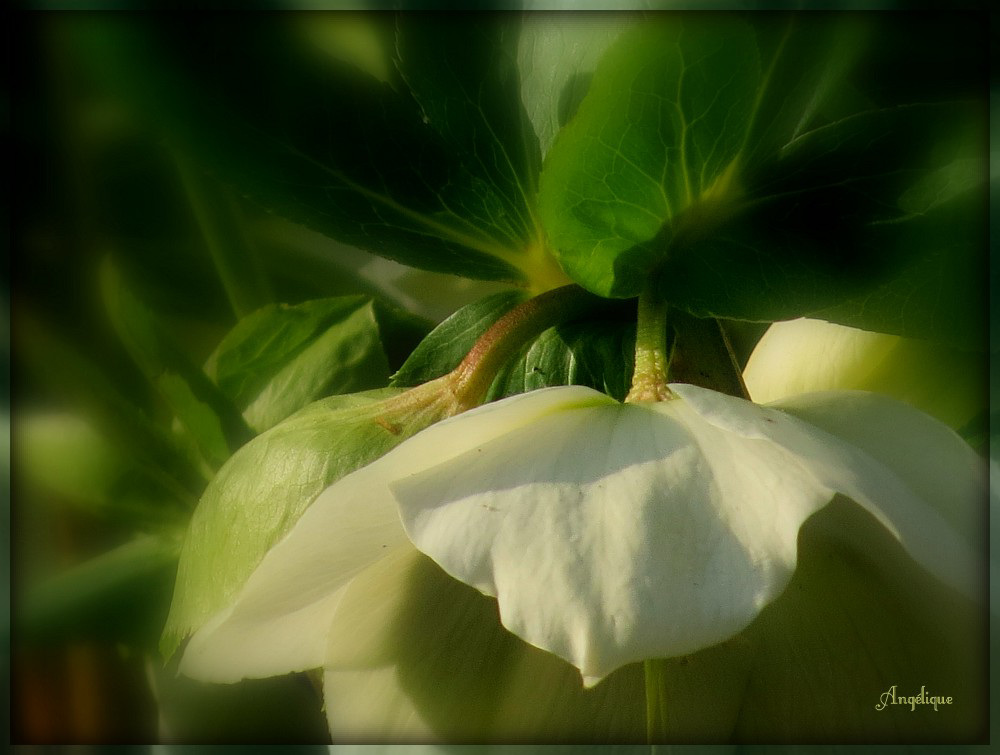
xmin=393 ymin=290 xmax=635 ymax=401
xmin=392 ymin=291 xmax=528 ymax=387
xmin=206 ymin=297 xmax=392 ymax=432
xmin=175 ymin=154 xmax=274 ymax=320
xmin=19 ymin=535 xmax=181 ymax=647
xmin=810 ymin=193 xmax=987 ymax=348
xmin=71 ymin=15 xmax=566 ymax=290
xmin=658 ymin=133 xmax=985 ymax=331
xmin=101 ymin=258 xmax=253 ymax=468
xmin=396 ymin=14 xmax=541 ymax=255
xmin=538 ymin=16 xmax=762 ymax=297
xmin=489 ymin=314 xmax=636 ymax=402
xmin=537 ymin=16 xmax=986 ymax=346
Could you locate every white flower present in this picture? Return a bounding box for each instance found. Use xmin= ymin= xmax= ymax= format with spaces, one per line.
xmin=180 ymin=382 xmax=982 ymax=701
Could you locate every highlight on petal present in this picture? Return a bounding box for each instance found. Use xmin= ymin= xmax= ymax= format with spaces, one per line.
xmin=773 ymin=389 xmax=985 ymax=553
xmin=180 ymin=385 xmax=614 ymax=683
xmin=395 ymin=383 xmax=983 ymax=684
xmin=673 ymin=384 xmax=983 ymax=597
xmin=743 ymin=317 xmax=984 ymax=430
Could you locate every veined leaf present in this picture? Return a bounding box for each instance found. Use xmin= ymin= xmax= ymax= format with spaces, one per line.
xmin=538 ymin=15 xmax=986 ymax=345
xmin=206 ymin=297 xmax=392 ymax=433
xmin=539 ymin=16 xmax=762 ymax=297
xmin=391 ymin=291 xmax=528 ymax=387
xmin=518 ymin=13 xmax=636 ymax=159
xmin=396 ymin=15 xmax=541 ymax=261
xmin=70 ymin=15 xmax=567 ymax=291
xmin=392 ymin=290 xmax=635 ymax=401
xmin=162 ymin=389 xmax=407 ymax=657
xmin=489 ymin=316 xmax=636 ymax=403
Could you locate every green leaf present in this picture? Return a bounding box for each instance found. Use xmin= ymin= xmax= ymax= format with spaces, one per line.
xmin=19 ymin=535 xmax=181 ymax=648
xmin=659 ymin=105 xmax=985 ymax=335
xmin=206 ymin=297 xmax=392 ymax=433
xmin=162 ymin=387 xmax=449 ymax=658
xmin=391 ymin=291 xmax=528 ymax=387
xmin=175 ymin=154 xmax=274 ymax=320
xmin=100 ymin=258 xmax=253 ymax=469
xmin=810 ymin=193 xmax=987 ymax=348
xmin=538 ymin=17 xmax=762 ymax=297
xmin=489 ymin=315 xmax=636 ymax=403
xmin=393 ymin=290 xmax=635 ymax=401
xmin=71 ymin=15 xmax=566 ymax=290
xmin=518 ymin=13 xmax=635 ymax=159
xmin=538 ymin=16 xmax=986 ymax=346
xmin=396 ymin=15 xmax=541 ymax=254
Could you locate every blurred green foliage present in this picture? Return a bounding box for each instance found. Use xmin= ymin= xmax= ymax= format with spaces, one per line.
xmin=10 ymin=6 xmax=989 ymax=744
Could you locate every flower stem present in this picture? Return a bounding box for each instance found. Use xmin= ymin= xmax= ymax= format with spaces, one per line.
xmin=373 ymin=285 xmax=607 ymax=436
xmin=626 ymin=285 xmax=673 ymax=403
xmin=450 ymin=284 xmax=604 ymax=409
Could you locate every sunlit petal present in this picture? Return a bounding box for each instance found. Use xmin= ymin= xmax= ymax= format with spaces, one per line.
xmin=396 ymin=383 xmax=981 ymax=683
xmin=181 ymin=385 xmax=613 ymax=682
xmin=743 ymin=317 xmax=984 ymax=429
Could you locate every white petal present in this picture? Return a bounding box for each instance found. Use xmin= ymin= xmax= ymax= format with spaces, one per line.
xmin=324 ymin=547 xmax=646 ymax=741
xmin=396 ymin=384 xmax=982 ymax=683
xmin=324 ymin=666 xmax=435 ymax=742
xmin=743 ymin=318 xmax=897 ymax=404
xmin=773 ymin=389 xmax=984 ymax=552
xmin=743 ymin=317 xmax=984 ymax=430
xmin=672 ymin=384 xmax=983 ymax=597
xmin=181 ymin=385 xmax=611 ymax=682
xmin=393 ymin=395 xmax=833 ymax=682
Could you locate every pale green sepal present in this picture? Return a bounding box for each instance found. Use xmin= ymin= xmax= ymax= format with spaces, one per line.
xmin=178 ymin=385 xmax=614 ymax=680
xmin=179 ymin=460 xmax=408 ymax=682
xmin=163 ymin=388 xmax=403 ymax=658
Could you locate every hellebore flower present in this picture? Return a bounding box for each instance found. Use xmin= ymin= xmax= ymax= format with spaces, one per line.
xmin=180 ymin=380 xmax=983 ymax=738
